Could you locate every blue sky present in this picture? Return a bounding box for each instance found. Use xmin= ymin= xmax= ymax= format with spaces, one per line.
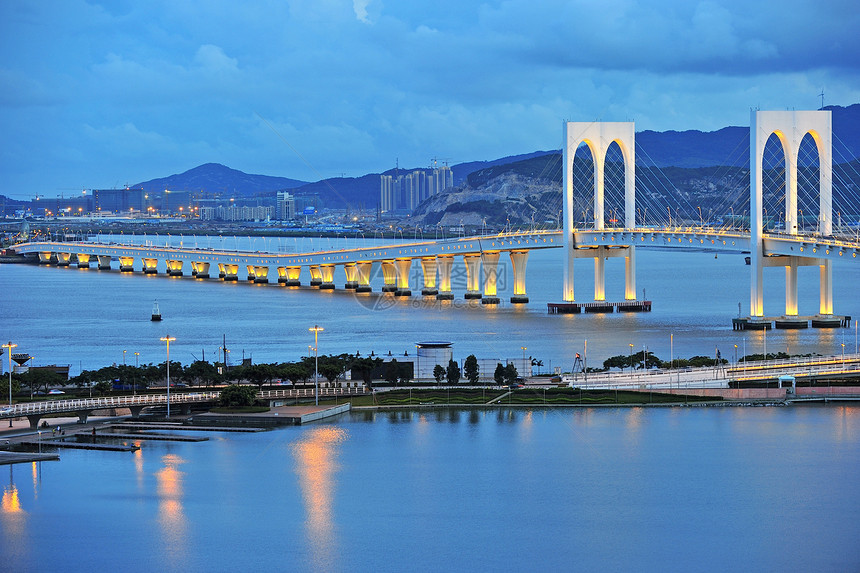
xmin=1 ymin=0 xmax=858 ymax=199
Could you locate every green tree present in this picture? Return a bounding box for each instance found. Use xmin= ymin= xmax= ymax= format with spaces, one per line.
xmin=433 ymin=364 xmax=445 ymax=384
xmin=464 ymin=354 xmax=480 ymax=385
xmin=18 ymin=369 xmax=66 ymax=396
xmin=242 ymin=364 xmax=277 ymax=391
xmin=350 ymin=357 xmax=382 ymax=388
xmin=446 ymin=359 xmax=460 ymax=385
xmin=183 ymin=360 xmax=220 ymax=388
xmin=493 ymin=363 xmax=505 ymax=385
xmin=503 ymin=363 xmax=518 ymax=385
xmin=2 ymin=375 xmax=21 ymax=398
xmin=94 ymin=380 xmax=112 ymax=396
xmin=218 ymin=384 xmax=258 ymax=408
xmin=384 ymin=359 xmax=400 ymax=386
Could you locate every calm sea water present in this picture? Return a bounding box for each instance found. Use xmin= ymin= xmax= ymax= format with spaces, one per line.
xmin=1 ymin=239 xmax=858 ymax=374
xmin=2 ymin=405 xmax=859 ymax=572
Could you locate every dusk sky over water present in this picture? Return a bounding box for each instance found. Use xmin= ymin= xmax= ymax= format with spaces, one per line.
xmin=1 ymin=0 xmax=858 ymax=199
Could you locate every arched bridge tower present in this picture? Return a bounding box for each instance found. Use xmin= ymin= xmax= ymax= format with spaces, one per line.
xmin=562 ymin=121 xmax=636 ymax=302
xmin=750 ymin=110 xmax=833 ymax=318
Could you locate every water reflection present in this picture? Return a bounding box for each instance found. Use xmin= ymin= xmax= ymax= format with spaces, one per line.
xmin=156 ymin=453 xmax=188 ymax=567
xmin=1 ymin=466 xmax=29 ymax=566
xmin=291 ymin=426 xmax=348 ymax=572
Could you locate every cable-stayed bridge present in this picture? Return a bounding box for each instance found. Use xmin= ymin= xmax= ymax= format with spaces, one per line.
xmin=12 ymin=110 xmax=860 ymax=328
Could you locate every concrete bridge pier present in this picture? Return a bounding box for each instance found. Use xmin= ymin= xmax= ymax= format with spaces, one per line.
xmin=76 ymin=410 xmax=94 ymax=424
xmin=142 ymin=258 xmax=159 ymax=274
xmin=223 ymin=264 xmax=239 ymax=281
xmin=309 ymin=265 xmax=323 ymax=286
xmin=356 ymin=262 xmax=373 ymax=292
xmin=27 ymin=415 xmax=43 ymax=429
xmin=624 ymin=246 xmax=636 ymax=300
xmin=436 ymin=255 xmax=455 ymax=300
xmin=381 ymin=260 xmax=397 ymax=292
xmin=820 ymin=260 xmax=833 ymax=315
xmin=480 ymin=252 xmax=501 ymax=304
xmin=420 ymin=257 xmax=438 ymax=295
xmin=57 ymin=252 xmax=72 ymax=267
xmin=319 ymin=264 xmax=336 ymax=289
xmin=218 ymin=263 xmax=226 ymax=279
xmin=167 ymin=259 xmax=184 ymax=276
xmin=119 ymin=256 xmax=135 ymax=272
xmin=38 ymin=252 xmax=53 ymax=264
xmin=129 ymin=405 xmax=146 ymax=419
xmin=509 ymin=250 xmax=529 ymax=303
xmin=97 ymin=255 xmax=112 ymax=270
xmin=395 ymin=258 xmax=412 ymax=296
xmin=253 ymin=266 xmax=269 ymax=284
xmin=246 ymin=265 xmax=256 ymax=282
xmin=463 ymin=254 xmax=482 ymax=299
xmin=193 ymin=261 xmax=210 ymax=278
xmin=343 ymin=263 xmax=359 ymax=289
xmin=277 ymin=266 xmax=288 ymax=284
xmin=76 ymin=253 xmax=91 ymax=268
xmin=593 ymin=246 xmax=606 ymax=301
xmin=286 ymin=266 xmax=302 ymax=286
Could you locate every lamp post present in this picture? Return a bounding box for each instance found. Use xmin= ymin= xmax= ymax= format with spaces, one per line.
xmin=628 ymin=343 xmax=634 ymax=375
xmin=521 ymin=346 xmax=527 ymax=375
xmin=3 ymin=341 xmax=17 ymax=427
xmin=309 ymin=325 xmax=324 ymax=405
xmin=123 ymin=349 xmax=127 ymax=365
xmin=160 ymin=335 xmax=176 ymax=418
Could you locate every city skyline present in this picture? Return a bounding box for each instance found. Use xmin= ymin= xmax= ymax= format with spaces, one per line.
xmin=2 ymin=1 xmax=859 ymax=200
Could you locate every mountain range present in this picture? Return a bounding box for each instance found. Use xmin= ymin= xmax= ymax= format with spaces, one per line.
xmin=125 ymin=103 xmax=858 ymax=210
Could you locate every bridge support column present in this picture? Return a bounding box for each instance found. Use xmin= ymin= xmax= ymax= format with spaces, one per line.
xmin=97 ymin=255 xmax=112 ymax=270
xmin=343 ymin=263 xmax=358 ymax=289
xmin=76 ymin=253 xmax=91 ymax=268
xmin=119 ymin=256 xmax=135 ymax=272
xmin=420 ymin=257 xmax=438 ymax=295
xmin=319 ymin=264 xmax=335 ymax=289
xmin=356 ymin=262 xmax=373 ymax=292
xmin=624 ymin=246 xmax=636 ymax=300
xmin=395 ymin=258 xmax=412 ymax=296
xmin=594 ymin=246 xmax=606 ymax=301
xmin=193 ymin=261 xmax=210 ymax=278
xmin=223 ymin=264 xmax=239 ymax=281
xmin=381 ymin=260 xmax=397 ymax=292
xmin=481 ymin=252 xmax=500 ymax=304
xmin=27 ymin=415 xmax=42 ymax=429
xmin=57 ymin=252 xmax=72 ymax=267
xmin=142 ymin=258 xmax=159 ymax=274
xmin=309 ymin=265 xmax=322 ymax=286
xmin=785 ymin=259 xmax=798 ymax=316
xmin=38 ymin=252 xmax=53 ymax=264
xmin=218 ymin=263 xmax=226 ymax=279
xmin=76 ymin=410 xmax=94 ymax=424
xmin=463 ymin=254 xmax=482 ymax=299
xmin=129 ymin=405 xmax=145 ymax=419
xmin=166 ymin=259 xmax=184 ymax=276
xmin=246 ymin=265 xmax=256 ymax=282
xmin=286 ymin=266 xmax=302 ymax=286
xmin=253 ymin=266 xmax=269 ymax=283
xmin=820 ymin=260 xmax=833 ymax=315
xmin=436 ymin=256 xmax=454 ymax=300
xmin=510 ymin=250 xmax=529 ymax=303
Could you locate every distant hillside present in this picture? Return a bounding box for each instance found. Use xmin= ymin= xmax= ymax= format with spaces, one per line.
xmin=133 ymin=163 xmax=307 ymax=196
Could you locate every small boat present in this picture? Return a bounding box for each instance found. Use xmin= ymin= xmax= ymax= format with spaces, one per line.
xmin=151 ymin=300 xmax=162 ymax=321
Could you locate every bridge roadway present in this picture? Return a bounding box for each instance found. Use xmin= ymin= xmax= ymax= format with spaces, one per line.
xmin=0 ymin=387 xmax=367 ymax=429
xmin=12 ymin=227 xmax=860 ymax=304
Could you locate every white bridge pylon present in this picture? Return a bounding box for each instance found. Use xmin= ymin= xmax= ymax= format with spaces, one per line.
xmin=750 ymin=110 xmax=833 ymax=317
xmin=562 ymin=121 xmax=636 ymax=302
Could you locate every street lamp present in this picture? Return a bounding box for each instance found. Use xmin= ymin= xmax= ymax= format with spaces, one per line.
xmin=123 ymin=349 xmax=127 ymax=365
xmin=521 ymin=346 xmax=527 ymax=374
xmin=309 ymin=325 xmax=324 ymax=405
xmin=160 ymin=335 xmax=176 ymax=418
xmin=628 ymin=343 xmax=634 ymax=374
xmin=3 ymin=341 xmax=17 ymax=427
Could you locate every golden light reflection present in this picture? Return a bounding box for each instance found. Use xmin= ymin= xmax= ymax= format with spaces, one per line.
xmin=156 ymin=453 xmax=187 ymax=565
xmin=31 ymin=462 xmax=39 ymax=500
xmin=134 ymin=444 xmax=144 ymax=491
xmin=1 ymin=484 xmax=23 ymax=514
xmin=292 ymin=426 xmax=348 ymax=571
